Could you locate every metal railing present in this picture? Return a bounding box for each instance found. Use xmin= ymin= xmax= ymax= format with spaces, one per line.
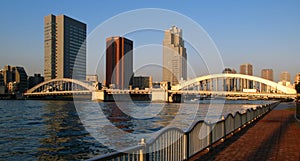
xmin=88 ymin=102 xmax=280 ymax=161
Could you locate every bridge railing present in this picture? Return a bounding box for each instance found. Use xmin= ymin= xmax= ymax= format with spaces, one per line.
xmin=88 ymin=102 xmax=280 ymax=161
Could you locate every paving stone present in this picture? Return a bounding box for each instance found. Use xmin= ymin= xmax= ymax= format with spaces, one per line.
xmin=190 ymin=103 xmax=300 ymax=161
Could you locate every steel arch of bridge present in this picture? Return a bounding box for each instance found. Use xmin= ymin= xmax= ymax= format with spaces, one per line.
xmin=26 ymin=78 xmax=94 ymax=94
xmin=172 ymin=74 xmax=296 ymax=95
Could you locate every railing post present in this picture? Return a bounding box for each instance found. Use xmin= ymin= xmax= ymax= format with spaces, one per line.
xmin=208 ymin=122 xmax=212 ymax=150
xmin=183 ymin=133 xmax=189 ymax=160
xmin=221 ymin=115 xmax=226 ymax=141
xmin=139 ymin=138 xmax=146 ymax=161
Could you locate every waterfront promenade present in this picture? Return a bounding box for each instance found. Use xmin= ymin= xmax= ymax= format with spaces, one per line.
xmin=191 ymin=102 xmax=300 ymax=161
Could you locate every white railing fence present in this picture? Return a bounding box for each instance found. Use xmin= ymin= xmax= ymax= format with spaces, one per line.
xmin=88 ymin=102 xmax=280 ymax=161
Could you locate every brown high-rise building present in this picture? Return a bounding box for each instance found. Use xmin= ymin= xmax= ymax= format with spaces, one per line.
xmin=163 ymin=26 xmax=187 ymax=85
xmin=261 ymin=69 xmax=273 ymax=92
xmin=261 ymin=69 xmax=274 ymax=81
xmin=240 ymin=63 xmax=253 ymax=76
xmin=44 ymin=14 xmax=86 ymax=81
xmin=280 ymin=71 xmax=291 ymax=82
xmin=106 ymin=36 xmax=133 ymax=89
xmin=240 ymin=63 xmax=253 ymax=89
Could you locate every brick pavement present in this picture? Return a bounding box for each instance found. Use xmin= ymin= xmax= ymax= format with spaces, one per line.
xmin=191 ymin=103 xmax=300 ymax=161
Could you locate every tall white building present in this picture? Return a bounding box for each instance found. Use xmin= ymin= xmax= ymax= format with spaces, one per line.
xmin=162 ymin=26 xmax=187 ymax=85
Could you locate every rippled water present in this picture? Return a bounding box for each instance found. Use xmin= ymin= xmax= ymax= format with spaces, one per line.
xmin=0 ymin=100 xmax=274 ymax=160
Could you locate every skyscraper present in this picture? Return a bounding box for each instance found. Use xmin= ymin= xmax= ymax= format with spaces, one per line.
xmin=106 ymin=36 xmax=133 ymax=89
xmin=44 ymin=14 xmax=86 ymax=81
xmin=163 ymin=26 xmax=187 ymax=85
xmin=240 ymin=63 xmax=253 ymax=76
xmin=261 ymin=69 xmax=274 ymax=81
xmin=261 ymin=69 xmax=273 ymax=92
xmin=240 ymin=63 xmax=253 ymax=89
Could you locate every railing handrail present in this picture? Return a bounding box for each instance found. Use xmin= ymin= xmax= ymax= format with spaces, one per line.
xmin=146 ymin=126 xmax=185 ymax=145
xmin=87 ymin=144 xmax=144 ymax=161
xmin=185 ymin=120 xmax=208 ymax=133
xmin=89 ymin=101 xmax=280 ymax=161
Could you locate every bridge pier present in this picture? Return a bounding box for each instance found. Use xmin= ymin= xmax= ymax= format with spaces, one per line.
xmin=151 ymin=89 xmax=168 ymax=102
xmin=168 ymin=93 xmax=183 ymax=103
xmin=92 ymin=90 xmax=109 ymax=101
xmin=92 ymin=89 xmax=184 ymax=103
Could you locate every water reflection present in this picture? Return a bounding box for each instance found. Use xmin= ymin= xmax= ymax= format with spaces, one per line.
xmin=100 ymin=102 xmax=181 ymax=133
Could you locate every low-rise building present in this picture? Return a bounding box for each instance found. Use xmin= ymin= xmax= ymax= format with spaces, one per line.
xmin=131 ymin=76 xmax=152 ymax=90
xmin=28 ymin=74 xmax=44 ymax=89
xmin=1 ymin=65 xmax=28 ymax=94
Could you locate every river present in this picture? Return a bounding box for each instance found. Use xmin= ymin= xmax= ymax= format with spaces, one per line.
xmin=0 ymin=100 xmax=275 ymax=160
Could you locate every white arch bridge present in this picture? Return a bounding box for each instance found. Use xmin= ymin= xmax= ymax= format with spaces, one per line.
xmin=170 ymin=74 xmax=296 ymax=100
xmin=24 ymin=74 xmax=297 ymax=100
xmin=24 ymin=78 xmax=94 ymax=97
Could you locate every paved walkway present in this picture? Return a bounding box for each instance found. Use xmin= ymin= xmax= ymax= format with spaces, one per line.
xmin=191 ymin=102 xmax=300 ymax=161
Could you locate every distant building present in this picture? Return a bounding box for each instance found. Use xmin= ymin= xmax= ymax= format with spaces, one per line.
xmin=261 ymin=69 xmax=273 ymax=92
xmin=132 ymin=76 xmax=152 ymax=90
xmin=240 ymin=63 xmax=253 ymax=89
xmin=280 ymin=71 xmax=291 ymax=82
xmin=0 ymin=70 xmax=4 ymax=86
xmin=106 ymin=36 xmax=133 ymax=89
xmin=240 ymin=63 xmax=253 ymax=75
xmin=44 ymin=14 xmax=87 ymax=81
xmin=278 ymin=71 xmax=291 ymax=87
xmin=222 ymin=68 xmax=236 ymax=91
xmin=86 ymin=75 xmax=101 ymax=90
xmin=8 ymin=82 xmax=18 ymax=94
xmin=0 ymin=86 xmax=5 ymax=95
xmin=28 ymin=74 xmax=44 ymax=89
xmin=0 ymin=70 xmax=4 ymax=94
xmin=261 ymin=69 xmax=273 ymax=81
xmin=86 ymin=75 xmax=98 ymax=82
xmin=222 ymin=68 xmax=237 ymax=74
xmin=294 ymin=73 xmax=300 ymax=85
xmin=163 ymin=26 xmax=187 ymax=86
xmin=1 ymin=65 xmax=28 ymax=93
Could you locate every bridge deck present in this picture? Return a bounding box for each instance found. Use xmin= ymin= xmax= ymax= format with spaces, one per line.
xmin=24 ymin=90 xmax=91 ymax=96
xmin=190 ymin=102 xmax=300 ymax=161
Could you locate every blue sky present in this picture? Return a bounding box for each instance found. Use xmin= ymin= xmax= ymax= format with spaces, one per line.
xmin=0 ymin=0 xmax=299 ymax=82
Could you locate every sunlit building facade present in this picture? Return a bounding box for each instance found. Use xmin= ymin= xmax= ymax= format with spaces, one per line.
xmin=240 ymin=63 xmax=253 ymax=89
xmin=44 ymin=14 xmax=86 ymax=81
xmin=163 ymin=26 xmax=187 ymax=85
xmin=106 ymin=36 xmax=133 ymax=89
xmin=279 ymin=71 xmax=292 ymax=87
xmin=294 ymin=73 xmax=300 ymax=85
xmin=261 ymin=69 xmax=273 ymax=92
xmin=261 ymin=69 xmax=273 ymax=81
xmin=1 ymin=65 xmax=28 ymax=93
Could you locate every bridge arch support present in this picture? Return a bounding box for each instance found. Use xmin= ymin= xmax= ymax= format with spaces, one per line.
xmin=172 ymin=74 xmax=296 ymax=95
xmin=26 ymin=78 xmax=94 ymax=94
